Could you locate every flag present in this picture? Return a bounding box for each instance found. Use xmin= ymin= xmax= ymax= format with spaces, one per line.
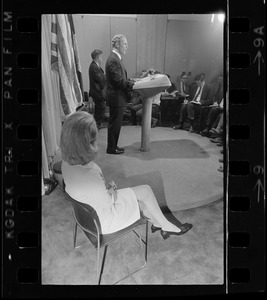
xmin=51 ymin=14 xmax=83 ymax=115
xmin=68 ymin=14 xmax=84 ymax=96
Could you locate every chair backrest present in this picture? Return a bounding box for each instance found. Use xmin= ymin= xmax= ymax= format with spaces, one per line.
xmin=64 ymin=191 xmax=102 ymax=247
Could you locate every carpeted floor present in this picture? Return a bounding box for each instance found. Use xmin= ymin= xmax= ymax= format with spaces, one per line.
xmin=42 ymin=125 xmax=224 ymax=285
xmin=93 ymin=125 xmax=223 ymax=210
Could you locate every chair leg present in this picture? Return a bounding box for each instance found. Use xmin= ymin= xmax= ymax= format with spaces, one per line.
xmin=73 ymin=223 xmax=91 ymax=249
xmin=96 ymin=246 xmax=100 ymax=284
xmin=113 ymin=223 xmax=148 ymax=285
xmin=144 ymin=221 xmax=148 ymax=262
xmin=97 ymin=245 xmax=108 ymax=285
xmin=137 ymin=225 xmax=148 ymax=265
xmin=73 ymin=222 xmax=78 ymax=249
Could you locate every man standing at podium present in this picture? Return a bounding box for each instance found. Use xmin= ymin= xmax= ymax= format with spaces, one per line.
xmin=105 ymin=34 xmax=134 ymax=154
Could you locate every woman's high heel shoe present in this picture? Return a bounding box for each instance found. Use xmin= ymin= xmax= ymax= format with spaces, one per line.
xmin=151 ymin=224 xmax=161 ymax=233
xmin=160 ymin=223 xmax=193 ymax=240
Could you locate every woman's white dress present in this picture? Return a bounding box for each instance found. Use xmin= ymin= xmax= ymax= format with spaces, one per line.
xmin=61 ymin=161 xmax=140 ymax=234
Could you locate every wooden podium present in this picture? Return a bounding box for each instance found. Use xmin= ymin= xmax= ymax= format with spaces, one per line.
xmin=133 ymin=74 xmax=171 ymax=151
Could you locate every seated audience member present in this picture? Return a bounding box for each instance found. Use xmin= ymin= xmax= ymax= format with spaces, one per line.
xmin=141 ymin=69 xmax=148 ymax=77
xmin=209 ymin=112 xmax=223 ymax=139
xmin=139 ymin=68 xmax=156 ymax=78
xmin=131 ymin=69 xmax=155 ymax=81
xmin=60 ymin=111 xmax=192 ymax=237
xmin=126 ymin=68 xmax=155 ymax=125
xmin=173 ymin=72 xmax=209 ymax=131
xmin=161 ymin=73 xmax=182 ymax=126
xmin=201 ymin=75 xmax=224 ymax=137
xmin=172 ymin=98 xmax=189 ymax=130
xmin=162 ymin=74 xmax=177 ymax=95
xmin=176 ymin=72 xmax=190 ymax=98
xmin=126 ymin=91 xmax=143 ymax=125
xmin=186 ymin=73 xmax=212 ymax=133
xmin=172 ymin=72 xmax=192 ymax=130
xmin=136 ymin=91 xmax=161 ymax=127
xmin=136 ymin=71 xmax=162 ymax=127
xmin=209 ymin=112 xmax=223 ymax=148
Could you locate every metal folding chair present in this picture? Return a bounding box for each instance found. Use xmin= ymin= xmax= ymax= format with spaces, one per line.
xmin=64 ymin=190 xmax=148 ymax=285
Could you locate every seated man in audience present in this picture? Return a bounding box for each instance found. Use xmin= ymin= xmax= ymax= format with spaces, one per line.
xmin=162 ymin=74 xmax=177 ymax=95
xmin=186 ymin=73 xmax=212 ymax=133
xmin=126 ymin=91 xmax=143 ymax=125
xmin=174 ymin=73 xmax=211 ymax=131
xmin=136 ymin=71 xmax=162 ymax=127
xmin=173 ymin=72 xmax=190 ymax=130
xmin=176 ymin=72 xmax=190 ymax=99
xmin=126 ymin=68 xmax=155 ymax=124
xmin=201 ymin=75 xmax=224 ymax=137
xmin=209 ymin=112 xmax=223 ymax=139
xmin=136 ymin=91 xmax=161 ymax=128
xmin=140 ymin=68 xmax=156 ymax=78
xmin=136 ymin=92 xmax=161 ymax=128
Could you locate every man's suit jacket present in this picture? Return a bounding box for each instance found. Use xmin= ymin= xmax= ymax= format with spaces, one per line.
xmin=166 ymin=82 xmax=177 ymax=94
xmin=210 ymin=81 xmax=224 ymax=105
xmin=89 ymin=61 xmax=106 ymax=102
xmin=105 ymin=52 xmax=130 ymax=107
xmin=189 ymin=82 xmax=212 ymax=106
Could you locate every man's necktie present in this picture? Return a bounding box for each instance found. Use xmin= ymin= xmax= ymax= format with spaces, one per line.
xmin=181 ymin=82 xmax=185 ymax=94
xmin=193 ymin=86 xmax=201 ymax=101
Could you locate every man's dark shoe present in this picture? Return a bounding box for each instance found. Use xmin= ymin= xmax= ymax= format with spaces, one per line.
xmin=201 ymin=128 xmax=210 ymax=137
xmin=106 ymin=149 xmax=124 ymax=155
xmin=116 ymin=146 xmax=125 ymax=152
xmin=173 ymin=124 xmax=183 ymax=130
xmin=210 ymin=137 xmax=222 ymax=143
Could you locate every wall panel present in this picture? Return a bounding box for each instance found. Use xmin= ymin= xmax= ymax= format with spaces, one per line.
xmin=137 ymin=14 xmax=167 ymax=75
xmin=164 ymin=20 xmax=191 ymax=84
xmin=165 ymin=19 xmax=224 ymax=85
xmin=73 ymin=15 xmax=110 ymax=92
xmin=188 ymin=20 xmax=223 ymax=83
xmin=73 ymin=14 xmax=224 ymax=92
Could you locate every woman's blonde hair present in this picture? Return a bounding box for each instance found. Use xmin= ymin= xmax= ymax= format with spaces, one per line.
xmin=60 ymin=111 xmax=98 ymax=165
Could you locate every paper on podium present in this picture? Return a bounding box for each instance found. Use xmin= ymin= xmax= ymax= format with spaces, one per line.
xmin=133 ymin=74 xmax=171 ymax=99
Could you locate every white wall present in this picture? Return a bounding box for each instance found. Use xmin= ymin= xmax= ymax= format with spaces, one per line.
xmin=73 ymin=14 xmax=137 ymax=93
xmin=73 ymin=14 xmax=224 ymax=94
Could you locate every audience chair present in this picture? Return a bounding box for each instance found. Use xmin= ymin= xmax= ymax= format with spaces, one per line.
xmin=63 ymin=187 xmax=148 ymax=285
xmin=198 ymin=106 xmax=211 ymax=132
xmin=191 ymin=106 xmax=211 ymax=133
xmin=156 ymin=109 xmax=162 ymax=126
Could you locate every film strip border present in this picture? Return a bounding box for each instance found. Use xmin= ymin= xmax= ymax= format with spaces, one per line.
xmin=227 ymin=1 xmax=265 ymax=293
xmin=2 ymin=0 xmax=265 ymax=297
xmin=3 ymin=6 xmax=42 ymax=296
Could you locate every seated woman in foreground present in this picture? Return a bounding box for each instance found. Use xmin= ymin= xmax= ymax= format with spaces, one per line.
xmin=60 ymin=111 xmax=192 ymax=239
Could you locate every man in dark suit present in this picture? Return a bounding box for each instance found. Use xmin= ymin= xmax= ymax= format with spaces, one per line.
xmin=201 ymin=74 xmax=224 ymax=136
xmin=89 ymin=49 xmax=106 ymax=129
xmin=186 ymin=73 xmax=212 ymax=132
xmin=105 ymin=34 xmax=134 ymax=154
xmin=173 ymin=72 xmax=190 ymax=130
xmin=176 ymin=72 xmax=190 ymax=98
